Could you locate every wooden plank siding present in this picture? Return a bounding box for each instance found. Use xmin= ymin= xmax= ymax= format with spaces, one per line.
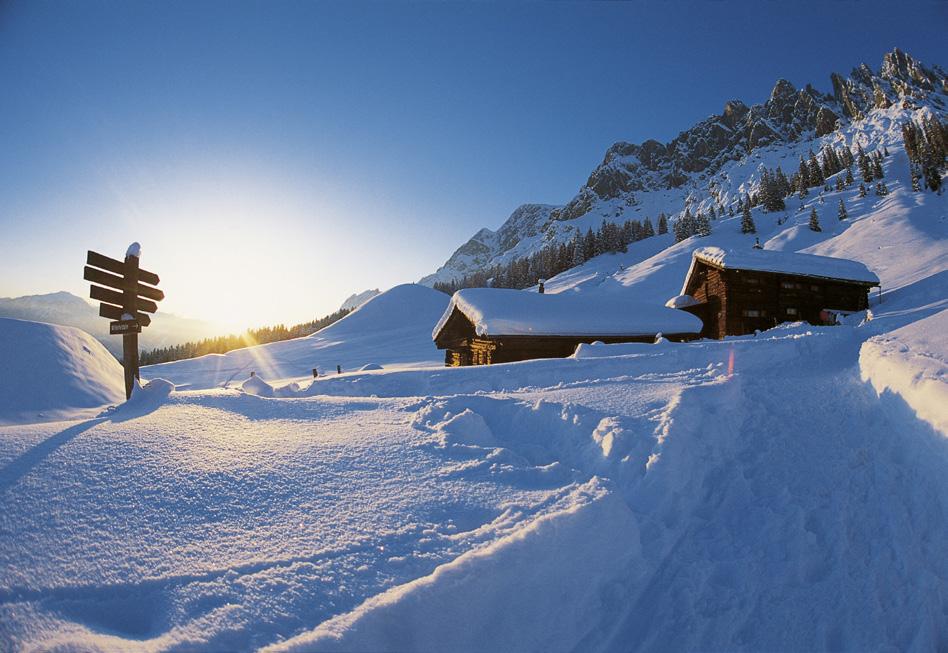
xmin=681 ymin=259 xmax=874 ymax=339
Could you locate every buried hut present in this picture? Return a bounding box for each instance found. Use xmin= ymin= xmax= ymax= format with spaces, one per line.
xmin=667 ymin=246 xmax=880 ymax=339
xmin=432 ymin=287 xmax=703 ymax=366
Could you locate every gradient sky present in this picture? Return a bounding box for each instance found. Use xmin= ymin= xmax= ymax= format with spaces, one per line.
xmin=1 ymin=1 xmax=945 ymax=329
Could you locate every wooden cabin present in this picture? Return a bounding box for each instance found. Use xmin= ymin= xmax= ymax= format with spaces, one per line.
xmin=668 ymin=246 xmax=880 ymax=339
xmin=432 ymin=288 xmax=703 ymax=366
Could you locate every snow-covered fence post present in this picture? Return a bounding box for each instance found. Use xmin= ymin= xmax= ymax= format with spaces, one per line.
xmin=312 ymin=368 xmax=318 ymax=378
xmin=83 ymin=242 xmax=164 ymax=400
xmin=337 ymin=365 xmax=342 ymax=374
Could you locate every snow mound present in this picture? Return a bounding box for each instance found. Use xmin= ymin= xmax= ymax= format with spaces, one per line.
xmin=860 ymin=308 xmax=948 ymax=436
xmin=144 ymin=284 xmax=449 ymax=390
xmin=358 ymin=363 xmax=383 ymax=371
xmin=0 ymin=318 xmax=125 ymax=424
xmin=241 ymin=375 xmax=275 ymax=397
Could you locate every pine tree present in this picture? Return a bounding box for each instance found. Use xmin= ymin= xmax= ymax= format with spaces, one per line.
xmin=858 ymin=183 xmax=867 ymax=198
xmin=872 ymin=156 xmax=884 ymax=180
xmin=911 ymin=163 xmax=922 ymax=192
xmin=808 ymin=153 xmax=825 ymax=186
xmin=834 ymin=176 xmax=844 ymax=192
xmin=657 ymin=212 xmax=668 ymax=234
xmin=741 ymin=202 xmax=756 ymax=234
xmin=837 ymin=198 xmax=848 ymax=221
xmin=809 ymin=207 xmax=822 ymax=232
xmin=845 ymin=166 xmax=854 ymax=186
xmin=696 ymin=211 xmax=711 ymax=237
xmin=643 ymin=216 xmax=655 ymax=238
xmin=858 ymin=144 xmax=873 ymax=183
xmin=708 ymin=205 xmax=716 ymax=220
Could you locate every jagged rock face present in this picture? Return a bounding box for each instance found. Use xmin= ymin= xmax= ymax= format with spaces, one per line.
xmin=833 ymin=49 xmax=946 ymax=119
xmin=552 ymin=49 xmax=942 ymax=224
xmin=421 ymin=49 xmax=945 ymax=286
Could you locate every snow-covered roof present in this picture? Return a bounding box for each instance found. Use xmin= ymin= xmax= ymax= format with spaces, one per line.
xmin=683 ymin=246 xmax=880 ymax=294
xmin=665 ymin=294 xmax=701 ymax=309
xmin=433 ymin=288 xmax=703 ymax=339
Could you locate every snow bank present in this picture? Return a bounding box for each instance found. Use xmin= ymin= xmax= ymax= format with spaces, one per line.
xmin=265 ymin=479 xmax=639 ymax=653
xmin=0 ymin=318 xmax=125 ymax=424
xmin=434 ymin=287 xmax=702 ymax=338
xmin=860 ymin=308 xmax=948 ymax=435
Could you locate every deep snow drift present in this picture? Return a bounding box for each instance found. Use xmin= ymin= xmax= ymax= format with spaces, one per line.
xmin=0 ymin=318 xmax=125 ymax=425
xmin=142 ymin=284 xmax=449 ymax=389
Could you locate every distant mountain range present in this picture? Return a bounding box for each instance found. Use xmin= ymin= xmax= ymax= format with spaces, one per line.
xmin=420 ymin=48 xmax=946 ymax=286
xmin=0 ymin=291 xmax=219 ymax=358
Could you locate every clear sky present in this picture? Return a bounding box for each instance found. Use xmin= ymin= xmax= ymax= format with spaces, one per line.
xmin=1 ymin=0 xmax=944 ymax=330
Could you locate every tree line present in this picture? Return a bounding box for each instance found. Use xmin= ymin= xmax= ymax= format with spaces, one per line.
xmin=902 ymin=115 xmax=947 ymax=193
xmin=433 ymin=215 xmax=669 ymax=294
xmin=140 ymin=308 xmax=352 ymax=365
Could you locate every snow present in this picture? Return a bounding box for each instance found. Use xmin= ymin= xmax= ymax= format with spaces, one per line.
xmin=143 ymin=284 xmax=448 ymax=390
xmin=433 ymin=287 xmax=703 ymax=339
xmin=860 ymin=308 xmax=948 ymax=436
xmin=689 ymin=245 xmax=881 ymax=286
xmin=125 ymin=242 xmax=141 ymax=259
xmin=2 ymin=71 xmax=947 ymax=653
xmin=664 ymin=294 xmax=700 ymax=309
xmin=0 ymin=318 xmax=125 ymax=425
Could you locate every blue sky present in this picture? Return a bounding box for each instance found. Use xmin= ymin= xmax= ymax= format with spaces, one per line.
xmin=0 ymin=0 xmax=945 ymax=328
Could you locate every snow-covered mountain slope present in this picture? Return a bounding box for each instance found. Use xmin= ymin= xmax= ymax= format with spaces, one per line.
xmin=0 ymin=291 xmax=219 ymax=358
xmin=0 ymin=318 xmax=125 ymax=425
xmin=142 ymin=284 xmax=449 ymax=389
xmin=540 ymin=121 xmax=946 ymax=319
xmin=421 ymin=48 xmax=946 ymax=285
xmin=420 ymin=204 xmax=558 ymax=286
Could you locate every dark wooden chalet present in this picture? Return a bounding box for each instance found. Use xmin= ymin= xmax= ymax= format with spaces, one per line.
xmin=432 ymin=287 xmax=703 ymax=366
xmin=668 ymin=246 xmax=880 ymax=339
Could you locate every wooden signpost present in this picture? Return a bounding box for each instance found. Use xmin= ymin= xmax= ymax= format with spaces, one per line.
xmin=84 ymin=243 xmax=164 ymax=399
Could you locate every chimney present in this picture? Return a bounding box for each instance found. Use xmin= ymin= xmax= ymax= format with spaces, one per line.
xmin=538 ymin=279 xmax=546 ymax=294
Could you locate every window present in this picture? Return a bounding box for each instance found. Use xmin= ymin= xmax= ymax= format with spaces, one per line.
xmin=742 ymin=309 xmax=766 ymax=318
xmin=781 ymin=281 xmax=803 ymax=290
xmin=786 ymin=307 xmax=799 ymax=316
xmin=745 ymin=276 xmax=761 ymax=285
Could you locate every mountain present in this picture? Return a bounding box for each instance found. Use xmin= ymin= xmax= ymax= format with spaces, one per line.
xmin=421 ymin=48 xmax=946 ymax=286
xmin=0 ymin=291 xmax=219 ymax=358
xmin=339 ymin=288 xmax=381 ymax=311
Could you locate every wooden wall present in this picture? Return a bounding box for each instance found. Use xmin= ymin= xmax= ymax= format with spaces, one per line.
xmin=683 ymin=260 xmax=873 ymax=339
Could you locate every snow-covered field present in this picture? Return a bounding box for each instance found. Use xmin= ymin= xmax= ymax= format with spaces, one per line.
xmin=2 ymin=102 xmax=947 ymax=650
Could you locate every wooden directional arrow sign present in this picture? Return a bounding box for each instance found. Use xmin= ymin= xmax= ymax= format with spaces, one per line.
xmin=85 ymin=245 xmax=163 ymax=399
xmin=110 ymin=320 xmax=142 ymax=335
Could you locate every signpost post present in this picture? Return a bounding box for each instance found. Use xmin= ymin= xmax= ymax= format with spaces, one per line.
xmin=84 ymin=243 xmax=164 ymax=399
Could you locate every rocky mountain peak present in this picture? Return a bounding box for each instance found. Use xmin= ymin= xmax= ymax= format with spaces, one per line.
xmin=421 ymin=48 xmax=945 ymax=287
